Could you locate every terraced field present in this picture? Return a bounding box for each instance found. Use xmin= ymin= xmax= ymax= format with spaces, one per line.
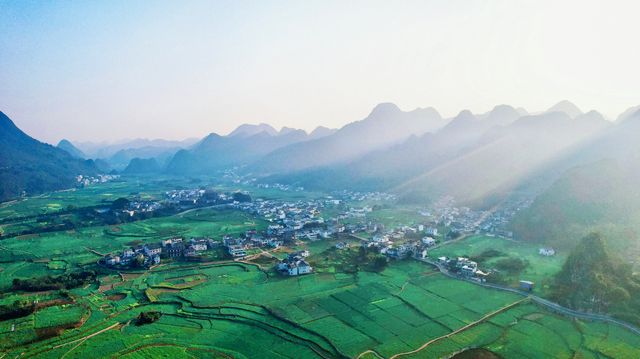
xmin=2 ymin=259 xmax=639 ymax=358
xmin=1 ymin=180 xmax=639 ymax=358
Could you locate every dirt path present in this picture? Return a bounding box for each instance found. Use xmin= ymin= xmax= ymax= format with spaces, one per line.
xmin=85 ymin=247 xmax=106 ymax=256
xmin=52 ymin=322 xmax=121 ymax=349
xmin=356 ymin=297 xmax=528 ymax=359
xmin=389 ymin=298 xmax=527 ymax=359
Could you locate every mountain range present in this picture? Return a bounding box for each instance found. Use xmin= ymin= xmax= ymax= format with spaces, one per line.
xmin=4 ymin=101 xmax=640 ymax=256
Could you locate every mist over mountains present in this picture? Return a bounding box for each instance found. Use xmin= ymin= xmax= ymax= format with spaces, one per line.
xmin=4 ymin=101 xmax=640 ymax=253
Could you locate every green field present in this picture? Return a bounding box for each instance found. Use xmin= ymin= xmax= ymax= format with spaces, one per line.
xmin=429 ymin=235 xmax=566 ymax=295
xmin=1 ymin=179 xmax=639 ymax=358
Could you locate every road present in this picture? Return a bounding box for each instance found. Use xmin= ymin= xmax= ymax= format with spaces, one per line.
xmin=419 ymin=258 xmax=640 ymax=336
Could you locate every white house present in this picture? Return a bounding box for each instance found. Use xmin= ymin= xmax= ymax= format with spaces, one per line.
xmin=421 ymin=237 xmax=436 ymax=247
xmin=277 ymin=254 xmax=313 ymax=276
xmin=539 ymin=247 xmax=556 ymax=256
xmin=143 ymin=244 xmax=162 ymax=257
xmin=426 ymin=227 xmax=438 ymax=236
xmin=287 ymin=260 xmax=313 ymax=276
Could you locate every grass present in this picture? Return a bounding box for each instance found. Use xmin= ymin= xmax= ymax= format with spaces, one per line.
xmin=1 ymin=180 xmax=639 ymax=358
xmin=429 ymin=235 xmax=566 ymax=295
xmin=34 ymin=305 xmax=87 ymax=329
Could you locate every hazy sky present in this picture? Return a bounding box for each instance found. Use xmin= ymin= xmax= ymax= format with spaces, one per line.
xmin=1 ymin=0 xmax=639 ymax=144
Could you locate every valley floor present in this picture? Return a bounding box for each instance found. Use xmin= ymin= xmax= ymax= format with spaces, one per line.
xmin=1 ymin=178 xmax=639 ymax=358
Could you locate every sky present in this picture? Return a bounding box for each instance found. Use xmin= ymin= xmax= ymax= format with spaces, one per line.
xmin=1 ymin=0 xmax=639 ymax=144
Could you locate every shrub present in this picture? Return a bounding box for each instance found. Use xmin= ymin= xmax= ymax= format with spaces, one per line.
xmin=136 ymin=311 xmax=162 ymax=325
xmin=12 ymin=271 xmax=97 ymax=292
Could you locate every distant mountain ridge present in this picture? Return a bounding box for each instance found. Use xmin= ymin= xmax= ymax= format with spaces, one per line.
xmin=250 ymin=103 xmax=446 ymax=175
xmin=57 ymin=139 xmax=85 ymax=159
xmin=165 ymin=128 xmax=310 ymax=174
xmin=228 ymin=123 xmax=279 ymax=137
xmin=75 ymin=138 xmax=198 ymax=159
xmin=124 ymin=157 xmax=161 ymax=174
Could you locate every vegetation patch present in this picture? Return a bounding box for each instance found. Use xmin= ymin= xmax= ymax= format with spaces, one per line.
xmin=12 ymin=270 xmax=97 ymax=292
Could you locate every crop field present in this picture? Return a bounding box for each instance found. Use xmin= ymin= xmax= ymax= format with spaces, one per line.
xmin=405 ymin=302 xmax=640 ymax=359
xmin=0 ymin=179 xmax=166 ymax=220
xmin=2 ymin=258 xmax=639 ymax=358
xmin=429 ymin=235 xmax=566 ymax=295
xmin=106 ymin=207 xmax=268 ymax=239
xmin=1 ymin=180 xmax=639 ymax=358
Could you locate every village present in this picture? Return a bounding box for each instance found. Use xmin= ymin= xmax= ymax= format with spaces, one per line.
xmin=75 ymin=174 xmax=120 ymax=187
xmin=101 ymin=185 xmax=543 ymax=284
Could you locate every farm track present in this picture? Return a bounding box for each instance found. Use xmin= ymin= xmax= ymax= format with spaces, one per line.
xmin=388 ymin=297 xmax=528 ymax=359
xmin=419 ymin=258 xmax=640 ymax=336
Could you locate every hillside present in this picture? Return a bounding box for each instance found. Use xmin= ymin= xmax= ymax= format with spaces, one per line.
xmin=511 ymin=158 xmax=640 ymax=254
xmin=57 ymin=139 xmax=85 ymax=158
xmin=0 ymin=112 xmax=98 ymax=201
xmin=551 ymin=233 xmax=640 ymax=324
xmin=107 ymin=146 xmax=179 ymax=171
xmin=511 ymin=111 xmax=640 ymax=253
xmin=393 ymin=109 xmax=609 ymax=207
xmin=264 ymin=105 xmax=520 ymax=192
xmin=166 ymin=129 xmax=309 ymax=174
xmin=123 ymin=158 xmax=161 ymax=174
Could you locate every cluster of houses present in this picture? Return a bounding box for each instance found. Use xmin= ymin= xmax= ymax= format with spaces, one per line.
xmin=330 ymin=190 xmax=396 ymax=202
xmin=220 ymin=230 xmax=314 ymax=276
xmin=232 ymin=198 xmax=352 ymax=242
xmin=221 ymin=233 xmax=285 ymax=259
xmin=355 ymin=226 xmax=438 ymax=260
xmin=164 ymin=188 xmax=244 ymax=207
xmin=255 ymin=182 xmax=305 ymax=192
xmin=438 ymin=256 xmax=489 ymax=282
xmin=419 ymin=195 xmax=533 ymax=240
xmin=276 ymin=250 xmax=313 ymax=276
xmin=102 ymin=237 xmax=214 ymax=268
xmin=75 ymin=174 xmax=119 ymax=187
xmin=164 ymin=189 xmax=206 ymax=204
xmin=122 ymin=199 xmax=163 ymax=217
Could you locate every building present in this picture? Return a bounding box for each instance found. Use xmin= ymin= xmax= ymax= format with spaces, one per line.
xmin=277 ymin=253 xmax=313 ymax=276
xmin=143 ymin=244 xmax=162 ymax=257
xmin=189 ymin=238 xmax=208 ymax=251
xmin=460 ymin=265 xmax=477 ymax=277
xmin=162 ymin=238 xmax=185 ymax=258
xmin=421 ymin=237 xmax=436 ymax=247
xmin=227 ymin=245 xmax=247 ymax=258
xmin=105 ymin=255 xmax=121 ymax=266
xmin=426 ymin=227 xmax=438 ymax=236
xmin=519 ymin=280 xmax=535 ymax=291
xmin=539 ymin=247 xmax=556 ymax=256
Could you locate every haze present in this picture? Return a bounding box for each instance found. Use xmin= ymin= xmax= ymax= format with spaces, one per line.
xmin=1 ymin=0 xmax=639 ymax=144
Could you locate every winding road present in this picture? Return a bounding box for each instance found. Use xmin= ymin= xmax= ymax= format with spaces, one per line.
xmin=419 ymin=257 xmax=640 ymax=336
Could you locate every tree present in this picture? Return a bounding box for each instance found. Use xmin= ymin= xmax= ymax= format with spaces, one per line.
xmin=111 ymin=197 xmax=130 ymax=211
xmin=232 ymin=192 xmax=252 ymax=203
xmin=136 ymin=311 xmax=162 ymax=325
xmin=133 ymin=254 xmax=145 ymax=268
xmin=371 ymin=255 xmax=388 ymax=271
xmin=551 ymin=232 xmax=640 ymax=315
